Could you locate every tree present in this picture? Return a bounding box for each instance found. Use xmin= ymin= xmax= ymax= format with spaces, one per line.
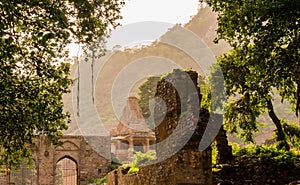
xmin=207 ymin=0 xmax=299 ymax=148
xmin=130 ymin=151 xmax=156 ymax=167
xmin=138 ymin=76 xmax=160 ymax=126
xmin=200 ymin=67 xmax=234 ymax=163
xmin=0 ymin=0 xmax=124 ymax=166
xmin=138 ymin=76 xmax=161 ymax=129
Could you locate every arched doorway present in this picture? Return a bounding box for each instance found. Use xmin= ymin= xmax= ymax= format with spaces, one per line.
xmin=55 ymin=157 xmax=78 ymax=185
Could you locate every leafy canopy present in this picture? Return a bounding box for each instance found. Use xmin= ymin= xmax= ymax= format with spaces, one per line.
xmin=0 ymin=0 xmax=124 ymax=166
xmin=138 ymin=76 xmax=160 ymax=120
xmin=206 ymin=0 xmax=300 ymax=143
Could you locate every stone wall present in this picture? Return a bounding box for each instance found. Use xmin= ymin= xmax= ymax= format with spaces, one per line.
xmin=0 ymin=135 xmax=111 ymax=185
xmin=34 ymin=135 xmax=111 ymax=185
xmin=107 ymin=148 xmax=212 ymax=185
xmin=106 ymin=69 xmax=212 ymax=185
xmin=213 ymin=156 xmax=300 ymax=185
xmin=0 ymin=171 xmax=8 ymax=185
xmin=154 ymin=70 xmax=201 ymax=160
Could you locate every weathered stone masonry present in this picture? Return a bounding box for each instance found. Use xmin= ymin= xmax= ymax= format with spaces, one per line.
xmin=0 ymin=135 xmax=111 ymax=185
xmin=107 ymin=69 xmax=212 ymax=185
xmin=35 ymin=135 xmax=111 ymax=185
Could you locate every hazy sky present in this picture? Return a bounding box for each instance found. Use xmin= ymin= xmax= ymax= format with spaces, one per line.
xmin=119 ymin=0 xmax=199 ymax=25
xmin=69 ymin=0 xmax=200 ymax=56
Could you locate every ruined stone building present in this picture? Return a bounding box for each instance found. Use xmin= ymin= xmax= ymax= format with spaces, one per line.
xmin=1 ymin=70 xmax=213 ymax=185
xmin=0 ymin=135 xmax=111 ymax=185
xmin=0 ymin=97 xmax=156 ymax=185
xmin=106 ymin=69 xmax=212 ymax=185
xmin=110 ymin=97 xmax=155 ymax=162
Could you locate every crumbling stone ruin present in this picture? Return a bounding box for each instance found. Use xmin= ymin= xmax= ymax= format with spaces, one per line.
xmin=106 ymin=69 xmax=213 ymax=185
xmin=0 ymin=69 xmax=213 ymax=185
xmin=0 ymin=135 xmax=111 ymax=185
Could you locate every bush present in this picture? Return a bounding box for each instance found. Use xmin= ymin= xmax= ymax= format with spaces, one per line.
xmin=126 ymin=151 xmax=156 ymax=174
xmin=87 ymin=174 xmax=108 ymax=184
xmin=131 ymin=151 xmax=156 ymax=167
xmin=282 ymin=121 xmax=300 ymax=149
xmin=108 ymin=164 xmax=118 ymax=171
xmin=128 ymin=166 xmax=139 ymax=174
xmin=230 ymin=143 xmax=300 ymax=167
xmin=98 ymin=175 xmax=107 ymax=184
xmin=230 ymin=142 xmax=252 ymax=156
xmin=111 ymin=155 xmax=121 ymax=165
xmin=211 ymin=144 xmax=218 ymax=166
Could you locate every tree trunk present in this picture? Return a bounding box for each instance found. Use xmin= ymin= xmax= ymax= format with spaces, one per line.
xmin=267 ymin=99 xmax=290 ymax=150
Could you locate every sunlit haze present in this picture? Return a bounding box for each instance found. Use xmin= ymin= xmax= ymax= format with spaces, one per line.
xmin=68 ymin=0 xmax=200 ymax=56
xmin=119 ymin=0 xmax=199 ymax=25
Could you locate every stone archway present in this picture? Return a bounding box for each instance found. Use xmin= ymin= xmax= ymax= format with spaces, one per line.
xmin=8 ymin=135 xmax=111 ymax=185
xmin=0 ymin=135 xmax=111 ymax=185
xmin=55 ymin=156 xmax=78 ymax=185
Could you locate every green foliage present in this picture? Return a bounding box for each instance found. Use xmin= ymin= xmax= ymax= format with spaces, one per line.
xmin=140 ymin=71 xmax=212 ymax=113
xmin=229 ymin=142 xmax=243 ymax=156
xmin=231 ymin=143 xmax=300 ymax=167
xmin=108 ymin=165 xmax=118 ymax=171
xmin=125 ymin=151 xmax=156 ymax=174
xmin=209 ymin=64 xmax=227 ymax=112
xmin=282 ymin=121 xmax=300 ymax=148
xmin=138 ymin=76 xmax=160 ymax=120
xmin=211 ymin=144 xmax=218 ymax=166
xmin=0 ymin=0 xmax=124 ymax=166
xmin=128 ymin=166 xmax=139 ymax=174
xmin=55 ymin=163 xmax=63 ymax=185
xmin=224 ymin=96 xmax=261 ymax=142
xmin=207 ymin=0 xmax=300 ymax=144
xmin=130 ymin=151 xmax=156 ymax=167
xmin=230 ymin=142 xmax=254 ymax=156
xmin=111 ymin=154 xmax=121 ymax=165
xmin=88 ymin=174 xmax=108 ymax=184
xmin=200 ymin=63 xmax=226 ymax=114
xmin=98 ymin=175 xmax=108 ymax=184
xmin=200 ymin=83 xmax=211 ymax=110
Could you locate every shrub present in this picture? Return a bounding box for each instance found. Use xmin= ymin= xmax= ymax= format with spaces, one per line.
xmin=128 ymin=166 xmax=139 ymax=174
xmin=230 ymin=143 xmax=300 ymax=167
xmin=126 ymin=151 xmax=156 ymax=174
xmin=111 ymin=155 xmax=121 ymax=165
xmin=87 ymin=174 xmax=108 ymax=184
xmin=211 ymin=144 xmax=218 ymax=166
xmin=131 ymin=151 xmax=156 ymax=167
xmin=97 ymin=175 xmax=107 ymax=184
xmin=282 ymin=121 xmax=300 ymax=149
